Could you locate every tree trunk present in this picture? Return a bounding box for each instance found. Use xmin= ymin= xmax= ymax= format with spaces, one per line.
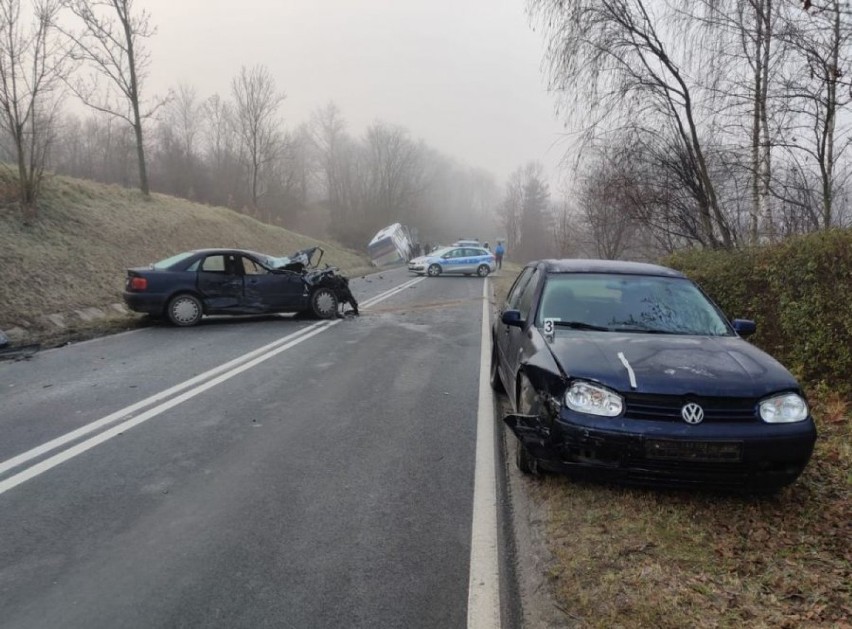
xmin=123 ymin=4 xmax=149 ymax=196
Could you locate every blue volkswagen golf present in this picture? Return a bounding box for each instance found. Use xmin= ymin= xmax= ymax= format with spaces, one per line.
xmin=491 ymin=259 xmax=817 ymax=492
xmin=408 ymin=246 xmax=496 ymax=277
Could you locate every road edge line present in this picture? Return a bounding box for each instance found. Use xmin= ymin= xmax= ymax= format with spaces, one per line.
xmin=467 ymin=277 xmax=502 ymax=628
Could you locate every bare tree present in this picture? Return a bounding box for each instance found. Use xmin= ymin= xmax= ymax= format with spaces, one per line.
xmin=231 ymin=64 xmax=285 ymax=209
xmin=152 ymin=82 xmax=204 ymax=199
xmin=59 ymin=0 xmax=160 ymax=195
xmin=531 ymin=0 xmax=736 ymax=248
xmin=364 ymin=122 xmax=428 ymax=227
xmin=681 ymin=0 xmax=782 ymax=242
xmin=499 ymin=168 xmax=523 ymax=251
xmin=779 ymin=0 xmax=852 ymax=229
xmin=0 ymin=0 xmax=63 ymax=214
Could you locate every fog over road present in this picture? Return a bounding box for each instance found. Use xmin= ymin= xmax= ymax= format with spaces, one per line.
xmin=0 ymin=269 xmax=506 ymax=629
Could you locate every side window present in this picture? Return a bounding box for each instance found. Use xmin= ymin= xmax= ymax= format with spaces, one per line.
xmin=506 ymin=267 xmax=535 ymax=309
xmin=516 ymin=269 xmax=542 ymax=319
xmin=241 ymin=256 xmax=266 ymax=275
xmin=201 ymin=255 xmax=226 ymax=273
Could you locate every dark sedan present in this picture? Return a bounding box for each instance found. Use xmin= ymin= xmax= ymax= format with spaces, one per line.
xmin=491 ymin=259 xmax=817 ymax=492
xmin=123 ymin=247 xmax=358 ymax=326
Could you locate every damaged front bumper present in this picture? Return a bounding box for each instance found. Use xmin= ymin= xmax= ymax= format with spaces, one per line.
xmin=504 ymin=410 xmax=817 ymax=491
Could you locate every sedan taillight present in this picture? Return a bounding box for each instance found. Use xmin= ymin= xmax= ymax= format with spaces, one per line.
xmin=129 ymin=276 xmax=148 ymax=291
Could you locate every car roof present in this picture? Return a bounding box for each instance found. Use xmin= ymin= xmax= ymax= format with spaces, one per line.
xmin=534 ymin=258 xmax=686 ymax=278
xmin=185 ymin=248 xmax=269 ymax=258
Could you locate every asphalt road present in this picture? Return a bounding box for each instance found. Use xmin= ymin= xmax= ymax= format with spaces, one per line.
xmin=0 ymin=268 xmax=501 ymax=629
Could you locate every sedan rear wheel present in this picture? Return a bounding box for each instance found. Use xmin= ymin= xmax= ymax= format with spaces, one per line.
xmin=167 ymin=294 xmax=203 ymax=327
xmin=477 ymin=264 xmax=490 ymax=277
xmin=427 ymin=263 xmax=442 ymax=277
xmin=310 ymin=287 xmax=339 ymax=319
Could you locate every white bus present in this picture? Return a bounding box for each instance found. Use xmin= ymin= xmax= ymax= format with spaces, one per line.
xmin=368 ymin=223 xmax=413 ymax=266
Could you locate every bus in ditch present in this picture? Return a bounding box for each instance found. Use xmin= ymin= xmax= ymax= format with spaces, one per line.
xmin=368 ymin=223 xmax=413 ymax=266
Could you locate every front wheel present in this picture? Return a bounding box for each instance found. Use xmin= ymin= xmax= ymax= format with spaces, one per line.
xmin=310 ymin=287 xmax=339 ymax=319
xmin=166 ymin=294 xmax=203 ymax=327
xmin=515 ymin=375 xmax=543 ymax=475
xmin=489 ymin=341 xmax=505 ymax=393
xmin=516 ymin=442 xmax=539 ymax=475
xmin=427 ymin=264 xmax=442 ymax=277
xmin=477 ymin=264 xmax=490 ymax=277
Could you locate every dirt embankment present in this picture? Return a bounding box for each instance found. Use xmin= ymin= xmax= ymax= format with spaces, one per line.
xmin=0 ymin=173 xmax=372 ymax=342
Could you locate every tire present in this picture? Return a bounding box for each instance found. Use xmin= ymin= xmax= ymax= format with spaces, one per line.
xmin=427 ymin=263 xmax=442 ymax=277
xmin=477 ymin=264 xmax=490 ymax=277
xmin=166 ymin=294 xmax=203 ymax=327
xmin=516 ymin=442 xmax=539 ymax=475
xmin=490 ymin=341 xmax=505 ymax=393
xmin=310 ymin=287 xmax=339 ymax=319
xmin=515 ymin=375 xmax=543 ymax=475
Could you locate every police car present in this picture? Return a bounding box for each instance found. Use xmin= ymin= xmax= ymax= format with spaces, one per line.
xmin=408 ymin=246 xmax=496 ymax=277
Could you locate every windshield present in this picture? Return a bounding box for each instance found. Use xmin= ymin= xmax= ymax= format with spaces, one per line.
xmin=263 ymin=255 xmax=290 ymax=268
xmin=536 ymin=273 xmax=731 ymax=336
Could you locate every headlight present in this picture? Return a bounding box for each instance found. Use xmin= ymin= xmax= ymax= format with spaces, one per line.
xmin=759 ymin=393 xmax=808 ymax=423
xmin=564 ymin=381 xmax=623 ymax=417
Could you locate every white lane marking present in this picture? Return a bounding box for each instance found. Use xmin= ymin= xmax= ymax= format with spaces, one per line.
xmin=0 ymin=277 xmax=424 ymax=481
xmin=618 ymin=351 xmax=637 ymax=389
xmin=467 ymin=278 xmax=501 ymax=629
xmin=361 ymin=277 xmax=423 ymax=309
xmin=0 ymin=322 xmax=327 ymax=476
xmin=0 ymin=323 xmax=334 ymax=496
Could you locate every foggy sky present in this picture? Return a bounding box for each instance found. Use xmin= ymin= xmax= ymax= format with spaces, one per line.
xmin=143 ymin=0 xmax=567 ymax=185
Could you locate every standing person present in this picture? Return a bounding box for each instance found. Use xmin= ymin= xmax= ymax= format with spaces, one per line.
xmin=494 ymin=241 xmax=505 ymax=270
xmin=483 ymin=242 xmax=490 ymax=251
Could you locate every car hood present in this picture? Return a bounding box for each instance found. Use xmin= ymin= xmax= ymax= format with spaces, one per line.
xmin=545 ymin=332 xmax=799 ymax=398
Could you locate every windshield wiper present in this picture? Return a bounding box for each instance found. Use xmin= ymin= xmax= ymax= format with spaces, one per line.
xmin=551 ymin=321 xmax=611 ymax=332
xmin=609 ymin=324 xmax=680 ymax=334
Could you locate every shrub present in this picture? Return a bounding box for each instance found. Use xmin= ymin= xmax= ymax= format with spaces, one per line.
xmin=666 ymin=229 xmax=852 ymax=397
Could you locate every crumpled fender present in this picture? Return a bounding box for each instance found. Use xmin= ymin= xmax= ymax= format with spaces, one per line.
xmin=521 ymin=346 xmax=567 ymax=399
xmin=503 ymin=348 xmax=567 ymax=460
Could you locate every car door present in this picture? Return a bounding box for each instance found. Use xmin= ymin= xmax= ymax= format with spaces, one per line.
xmin=505 ymin=267 xmax=543 ymax=407
xmin=495 ymin=266 xmax=535 ymax=402
xmin=458 ymin=248 xmax=478 ymax=273
xmin=239 ymin=255 xmax=306 ymax=312
xmin=441 ymin=248 xmax=465 ymax=274
xmin=197 ymin=254 xmax=243 ymax=311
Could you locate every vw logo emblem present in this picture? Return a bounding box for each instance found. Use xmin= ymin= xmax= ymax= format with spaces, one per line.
xmin=681 ymin=403 xmax=705 ymax=425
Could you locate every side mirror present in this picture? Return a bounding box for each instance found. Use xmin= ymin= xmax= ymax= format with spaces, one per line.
xmin=501 ymin=309 xmax=524 ymax=328
xmin=732 ymin=319 xmax=756 ymax=337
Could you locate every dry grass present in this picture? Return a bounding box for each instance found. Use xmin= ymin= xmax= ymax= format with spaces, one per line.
xmin=0 ymin=171 xmax=372 ymax=331
xmin=491 ymin=267 xmax=852 ymax=628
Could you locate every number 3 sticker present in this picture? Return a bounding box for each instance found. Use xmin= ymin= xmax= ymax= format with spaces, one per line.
xmin=543 ymin=318 xmax=558 ymax=335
